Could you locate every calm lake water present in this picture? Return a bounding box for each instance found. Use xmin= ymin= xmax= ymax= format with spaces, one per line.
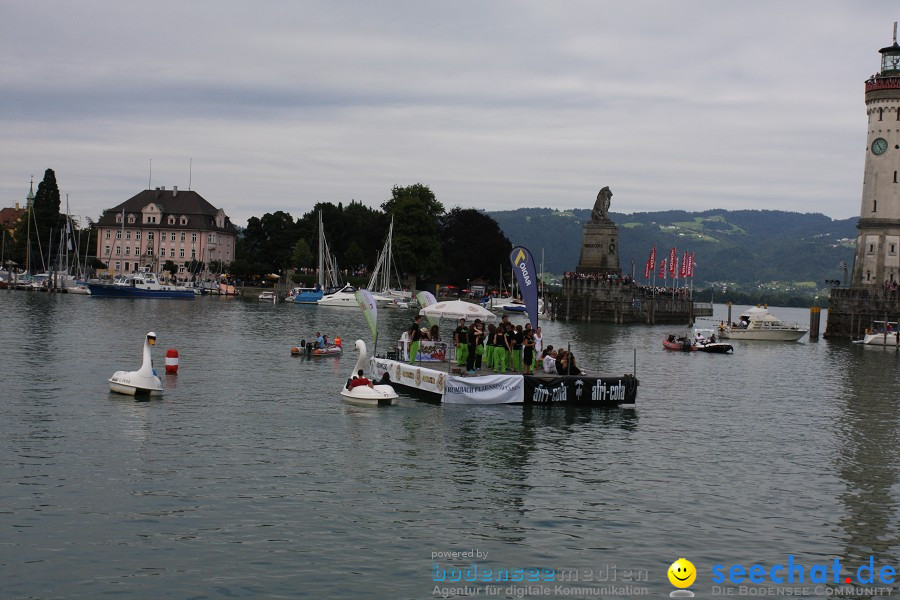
xmin=0 ymin=291 xmax=897 ymax=599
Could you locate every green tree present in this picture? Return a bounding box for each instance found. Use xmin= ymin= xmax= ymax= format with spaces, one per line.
xmin=441 ymin=208 xmax=512 ymax=286
xmin=381 ymin=184 xmax=444 ymax=281
xmin=343 ymin=241 xmax=365 ymax=271
xmin=162 ymin=260 xmax=178 ymax=277
xmin=208 ymin=259 xmax=226 ymax=274
xmin=290 ymin=238 xmax=313 ymax=269
xmin=12 ymin=169 xmax=63 ymax=271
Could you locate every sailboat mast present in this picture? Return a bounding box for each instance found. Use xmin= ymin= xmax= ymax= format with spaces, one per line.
xmin=317 ymin=210 xmax=324 ymax=288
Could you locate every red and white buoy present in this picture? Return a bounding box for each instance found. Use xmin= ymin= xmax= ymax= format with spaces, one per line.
xmin=165 ymin=348 xmax=179 ymax=374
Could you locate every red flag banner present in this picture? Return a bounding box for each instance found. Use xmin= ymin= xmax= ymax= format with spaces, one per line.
xmin=644 ymin=258 xmax=651 ymax=279
xmin=659 ymin=258 xmax=667 ymax=279
xmin=668 ymin=247 xmax=677 ymax=277
xmin=680 ymin=252 xmax=687 ymax=278
xmin=648 ymin=245 xmax=657 ymax=271
xmin=687 ymin=253 xmax=694 ymax=277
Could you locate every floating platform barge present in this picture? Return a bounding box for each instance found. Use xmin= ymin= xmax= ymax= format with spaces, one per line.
xmin=370 ymin=357 xmax=638 ymax=407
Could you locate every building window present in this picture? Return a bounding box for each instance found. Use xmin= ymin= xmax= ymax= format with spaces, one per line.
xmin=192 ymin=233 xmax=197 ymax=243
xmin=874 ymin=200 xmax=878 ymax=212
xmin=191 ymin=249 xmax=196 ymax=258
xmin=180 ymin=232 xmax=185 ymax=242
xmin=127 ymin=215 xmax=135 ymax=224
xmin=126 ymin=231 xmax=131 ymax=240
xmin=895 ymin=171 xmax=898 ymax=183
xmin=116 ymin=247 xmax=121 ymax=255
xmin=169 ymin=248 xmax=175 ymax=258
xmin=168 ymin=216 xmax=175 ymax=225
xmin=125 ymin=247 xmax=130 ymax=256
xmin=116 ymin=213 xmax=122 ymax=223
xmin=105 ymin=230 xmax=110 ymax=239
xmin=180 ymin=217 xmax=187 ymax=226
xmin=147 ymin=232 xmax=154 ymax=240
xmin=867 ymin=271 xmax=872 ymax=281
xmin=115 ymin=261 xmax=120 ymax=270
xmin=170 ymin=233 xmax=176 ymax=242
xmin=135 ymin=231 xmax=141 ymax=240
xmin=869 ymin=243 xmax=875 ymax=254
xmin=891 ymin=244 xmax=897 ymax=255
xmin=146 ymin=247 xmax=153 ymax=256
xmin=134 ymin=246 xmax=139 ymax=256
xmin=116 ymin=231 xmax=121 ymax=239
xmin=879 ymin=108 xmax=883 ymax=121
xmin=105 ymin=245 xmax=110 ymax=255
xmin=124 ymin=262 xmax=130 ymax=272
xmin=179 ymin=248 xmax=185 ymax=258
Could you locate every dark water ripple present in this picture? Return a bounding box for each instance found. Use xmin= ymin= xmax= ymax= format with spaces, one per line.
xmin=0 ymin=291 xmax=897 ymax=598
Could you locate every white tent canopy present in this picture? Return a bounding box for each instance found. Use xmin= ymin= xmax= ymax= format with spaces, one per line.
xmin=419 ymin=300 xmax=497 ymax=322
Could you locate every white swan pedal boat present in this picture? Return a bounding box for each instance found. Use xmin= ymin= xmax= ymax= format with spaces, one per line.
xmin=340 ymin=340 xmax=398 ymax=406
xmin=109 ymin=332 xmax=164 ymax=396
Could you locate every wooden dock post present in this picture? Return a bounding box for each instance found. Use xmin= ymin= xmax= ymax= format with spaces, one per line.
xmin=809 ymin=306 xmax=821 ymax=340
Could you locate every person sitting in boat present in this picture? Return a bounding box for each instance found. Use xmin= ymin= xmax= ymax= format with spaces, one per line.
xmin=708 ymin=333 xmax=716 ymax=343
xmin=316 ymin=332 xmax=325 ymax=349
xmin=696 ymin=331 xmax=705 ymax=343
xmin=348 ymin=370 xmax=374 ymax=389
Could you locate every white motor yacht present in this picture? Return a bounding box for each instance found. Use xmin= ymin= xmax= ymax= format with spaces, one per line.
xmin=718 ymin=306 xmax=808 ymax=341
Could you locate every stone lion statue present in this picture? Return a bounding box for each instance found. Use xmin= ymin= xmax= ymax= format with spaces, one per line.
xmin=591 ymin=186 xmax=612 ymax=221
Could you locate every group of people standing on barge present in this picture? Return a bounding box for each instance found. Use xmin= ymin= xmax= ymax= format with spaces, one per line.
xmin=451 ymin=315 xmax=543 ymax=375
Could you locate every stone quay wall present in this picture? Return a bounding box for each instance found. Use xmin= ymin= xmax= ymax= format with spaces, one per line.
xmin=826 ymin=287 xmax=900 ymax=339
xmin=553 ymin=279 xmax=706 ymax=324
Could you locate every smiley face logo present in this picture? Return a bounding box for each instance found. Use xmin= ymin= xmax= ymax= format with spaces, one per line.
xmin=668 ymin=558 xmax=696 ymax=588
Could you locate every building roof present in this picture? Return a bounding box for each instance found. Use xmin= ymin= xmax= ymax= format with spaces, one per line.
xmin=97 ymin=188 xmax=236 ymax=233
xmin=0 ymin=206 xmax=24 ymax=228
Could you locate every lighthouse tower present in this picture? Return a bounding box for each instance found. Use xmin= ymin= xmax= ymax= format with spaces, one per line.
xmin=852 ymin=23 xmax=900 ymax=287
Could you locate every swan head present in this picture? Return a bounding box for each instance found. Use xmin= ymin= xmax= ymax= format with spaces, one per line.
xmin=354 ymin=339 xmax=366 ymax=353
xmin=146 ymin=332 xmax=157 ymax=346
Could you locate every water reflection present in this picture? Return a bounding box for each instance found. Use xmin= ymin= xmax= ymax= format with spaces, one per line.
xmin=833 ymin=344 xmax=900 ymax=575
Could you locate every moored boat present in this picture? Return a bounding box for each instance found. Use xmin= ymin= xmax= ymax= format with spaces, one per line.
xmin=89 ymin=270 xmax=195 ymax=299
xmin=853 ymin=321 xmax=900 ymax=346
xmin=717 ymin=306 xmax=807 ymax=341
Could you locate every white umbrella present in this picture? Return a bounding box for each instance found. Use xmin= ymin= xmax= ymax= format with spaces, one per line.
xmin=419 ymin=300 xmax=497 ymax=322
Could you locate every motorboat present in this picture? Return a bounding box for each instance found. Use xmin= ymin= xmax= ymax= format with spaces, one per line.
xmin=692 ymin=329 xmax=733 ymax=354
xmin=717 ymin=306 xmax=807 ymax=341
xmin=258 ymin=290 xmax=277 ymax=302
xmin=88 ymin=269 xmax=195 ymax=299
xmin=340 ymin=340 xmax=398 ymax=405
xmin=663 ymin=334 xmax=695 ymax=352
xmin=108 ymin=332 xmax=164 ymax=396
xmin=317 ymin=283 xmax=359 ymax=307
xmin=853 ymin=321 xmax=900 ymax=346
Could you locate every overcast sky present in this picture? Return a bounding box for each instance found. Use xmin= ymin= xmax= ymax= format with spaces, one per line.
xmin=1 ymin=1 xmax=896 ymax=227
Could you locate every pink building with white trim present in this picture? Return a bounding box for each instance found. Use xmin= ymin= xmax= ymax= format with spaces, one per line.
xmin=95 ymin=186 xmax=237 ymax=279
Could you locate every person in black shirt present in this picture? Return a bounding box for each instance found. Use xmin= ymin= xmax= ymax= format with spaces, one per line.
xmin=408 ymin=315 xmax=423 ymax=364
xmin=466 ymin=319 xmax=483 ymax=373
xmin=453 ymin=318 xmax=468 ymax=367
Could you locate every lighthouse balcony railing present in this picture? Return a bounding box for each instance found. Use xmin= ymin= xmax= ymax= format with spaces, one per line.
xmin=865 ymin=75 xmax=900 ymax=92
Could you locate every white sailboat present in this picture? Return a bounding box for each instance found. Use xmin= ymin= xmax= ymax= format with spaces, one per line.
xmin=363 ymin=218 xmax=407 ymax=307
xmin=288 ymin=211 xmax=334 ymax=304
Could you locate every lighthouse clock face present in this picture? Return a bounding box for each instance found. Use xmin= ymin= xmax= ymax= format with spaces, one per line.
xmin=871 ymin=138 xmax=888 ymax=155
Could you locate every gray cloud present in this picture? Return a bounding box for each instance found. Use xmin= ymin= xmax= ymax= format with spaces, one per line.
xmin=0 ymin=1 xmax=894 ymax=226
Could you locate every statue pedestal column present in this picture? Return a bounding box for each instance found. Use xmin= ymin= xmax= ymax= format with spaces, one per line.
xmin=576 ymin=220 xmax=621 ymax=275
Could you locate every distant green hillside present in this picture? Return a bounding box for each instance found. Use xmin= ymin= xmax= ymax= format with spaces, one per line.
xmin=488 ymin=208 xmax=857 ymax=290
